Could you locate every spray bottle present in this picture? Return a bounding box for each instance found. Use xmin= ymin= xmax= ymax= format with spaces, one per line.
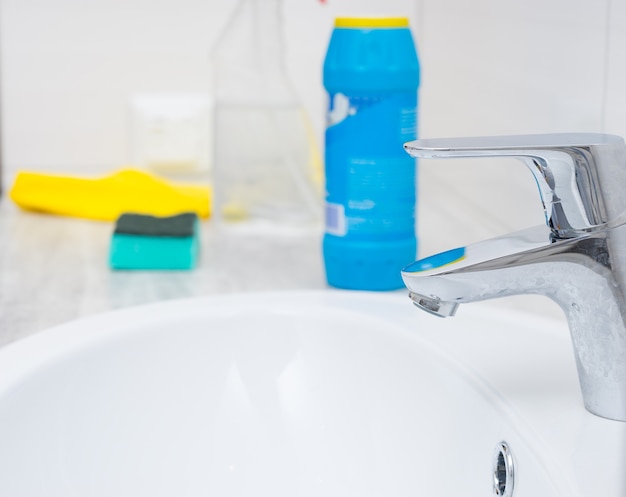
xmin=211 ymin=0 xmax=321 ymax=229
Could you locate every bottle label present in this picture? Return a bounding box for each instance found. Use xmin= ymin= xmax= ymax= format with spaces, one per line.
xmin=325 ymin=202 xmax=347 ymax=236
xmin=324 ymin=91 xmax=417 ymax=238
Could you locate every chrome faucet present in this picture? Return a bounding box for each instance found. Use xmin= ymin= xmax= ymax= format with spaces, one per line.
xmin=402 ymin=133 xmax=626 ymax=422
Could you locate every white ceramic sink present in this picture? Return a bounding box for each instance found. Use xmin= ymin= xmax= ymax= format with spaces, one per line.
xmin=0 ymin=291 xmax=622 ymax=496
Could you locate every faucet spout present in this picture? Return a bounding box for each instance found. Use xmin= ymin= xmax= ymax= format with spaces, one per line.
xmin=403 ymin=225 xmax=554 ymax=305
xmin=403 ymin=133 xmax=626 ymax=421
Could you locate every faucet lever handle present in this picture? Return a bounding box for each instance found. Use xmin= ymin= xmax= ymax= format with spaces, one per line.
xmin=404 ymin=133 xmax=626 ymax=238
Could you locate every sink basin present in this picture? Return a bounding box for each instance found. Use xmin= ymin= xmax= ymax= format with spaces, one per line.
xmin=0 ymin=291 xmax=622 ymax=496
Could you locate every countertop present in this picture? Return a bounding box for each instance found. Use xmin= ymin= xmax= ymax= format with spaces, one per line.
xmin=0 ymin=200 xmax=328 ymax=346
xmin=0 ymin=163 xmax=564 ymax=346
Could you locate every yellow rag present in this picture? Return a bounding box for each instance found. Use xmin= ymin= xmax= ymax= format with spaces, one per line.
xmin=9 ymin=169 xmax=211 ymax=221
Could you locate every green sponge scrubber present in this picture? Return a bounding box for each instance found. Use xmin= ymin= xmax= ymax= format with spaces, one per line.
xmin=109 ymin=212 xmax=199 ymax=270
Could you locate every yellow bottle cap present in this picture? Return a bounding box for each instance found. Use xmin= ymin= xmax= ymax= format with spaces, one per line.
xmin=334 ymin=17 xmax=409 ymax=28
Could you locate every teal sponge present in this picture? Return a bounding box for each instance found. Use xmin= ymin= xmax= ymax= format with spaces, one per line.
xmin=109 ymin=212 xmax=199 ymax=270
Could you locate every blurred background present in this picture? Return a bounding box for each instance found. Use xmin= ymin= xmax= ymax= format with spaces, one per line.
xmin=1 ymin=0 xmax=624 ymax=251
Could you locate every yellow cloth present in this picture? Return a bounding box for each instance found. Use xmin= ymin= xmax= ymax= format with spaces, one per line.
xmin=9 ymin=169 xmax=211 ymax=221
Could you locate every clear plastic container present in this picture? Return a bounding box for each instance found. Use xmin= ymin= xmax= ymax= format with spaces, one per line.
xmin=211 ymin=0 xmax=321 ymax=230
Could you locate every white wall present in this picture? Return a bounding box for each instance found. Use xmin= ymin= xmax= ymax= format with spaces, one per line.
xmin=2 ymin=0 xmax=624 ymax=254
xmin=414 ymin=0 xmax=616 ymax=253
xmin=0 ymin=0 xmax=420 ymax=174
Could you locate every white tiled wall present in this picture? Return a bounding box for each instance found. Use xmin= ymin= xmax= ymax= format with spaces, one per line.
xmin=415 ymin=0 xmax=613 ymax=255
xmin=1 ymin=0 xmax=624 ymax=255
xmin=605 ymin=0 xmax=626 ymax=137
xmin=0 ymin=0 xmax=419 ymax=174
xmin=419 ymin=0 xmax=608 ymax=137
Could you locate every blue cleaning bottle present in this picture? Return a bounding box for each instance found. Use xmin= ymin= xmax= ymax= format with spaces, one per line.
xmin=322 ymin=17 xmax=420 ymax=290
